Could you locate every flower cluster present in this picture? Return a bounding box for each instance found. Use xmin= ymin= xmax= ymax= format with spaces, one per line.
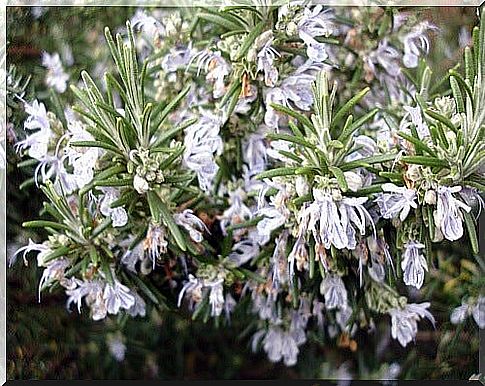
xmin=10 ymin=4 xmax=484 ymax=369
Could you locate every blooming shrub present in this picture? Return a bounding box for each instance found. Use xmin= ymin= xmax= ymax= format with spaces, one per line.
xmin=8 ymin=4 xmax=484 ymax=370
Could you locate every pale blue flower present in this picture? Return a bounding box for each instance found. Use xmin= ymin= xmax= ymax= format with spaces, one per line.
xmin=389 ymin=302 xmax=435 ymax=347
xmin=401 ymin=240 xmax=427 ymax=289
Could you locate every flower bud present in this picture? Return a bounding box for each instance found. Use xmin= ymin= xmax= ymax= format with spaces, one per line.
xmin=134 ymin=174 xmax=149 ymax=194
xmin=406 ymin=164 xmax=421 ymax=182
xmin=344 ymin=171 xmax=363 ymax=192
xmin=295 ymin=176 xmax=309 ymax=197
xmin=424 ymin=189 xmax=436 ymax=205
xmin=286 ymin=21 xmax=298 ymax=36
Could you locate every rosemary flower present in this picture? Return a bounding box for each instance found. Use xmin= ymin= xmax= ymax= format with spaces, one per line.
xmin=389 ymin=302 xmax=435 ymax=347
xmin=434 ymin=186 xmax=471 ymax=241
xmin=401 ymin=240 xmax=427 ymax=289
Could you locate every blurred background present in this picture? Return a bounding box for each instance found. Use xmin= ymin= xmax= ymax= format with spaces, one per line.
xmin=5 ymin=6 xmax=482 ymax=380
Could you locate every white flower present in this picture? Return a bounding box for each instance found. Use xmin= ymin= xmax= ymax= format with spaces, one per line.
xmin=288 ymin=234 xmax=308 ymax=278
xmin=336 ymin=306 xmax=353 ymax=331
xmin=121 ymin=241 xmax=144 ymax=273
xmin=174 ymin=209 xmax=208 ymax=242
xmin=251 ymin=291 xmax=278 ymax=322
xmin=320 ymin=274 xmax=348 ymax=310
xmin=65 ymin=120 xmax=100 ymax=189
xmin=131 ymin=9 xmax=165 ymax=38
xmin=224 ymin=293 xmax=237 ymax=322
xmin=227 ymin=230 xmax=262 ymax=267
xmin=15 ymin=100 xmax=53 ymax=161
xmin=11 ymin=239 xmax=51 ymax=267
xmin=339 ymin=197 xmax=375 ymax=250
xmin=472 ymin=296 xmax=484 ymax=329
xmin=183 ymin=110 xmax=223 ymax=191
xmin=297 ymin=6 xmax=333 ymax=63
xmin=99 ymin=188 xmax=128 ymax=227
xmin=133 ymin=174 xmax=149 ymax=194
xmin=243 ymin=130 xmax=268 ymax=178
xmin=257 ymin=35 xmax=280 ymax=87
xmin=261 ymin=326 xmax=300 ymax=366
xmin=192 ymin=50 xmax=230 ymax=99
xmin=400 ymin=22 xmax=436 ymax=68
xmin=107 ymin=334 xmax=126 ymax=362
xmin=451 ymin=297 xmax=485 ymax=329
xmin=434 ymin=186 xmax=471 ymax=242
xmin=143 ymin=224 xmax=168 ymax=270
xmin=401 ymin=240 xmax=427 ymax=289
xmin=343 ymin=171 xmax=363 ymax=192
xmin=127 ymin=291 xmax=147 ymax=318
xmin=38 ymin=258 xmax=70 ymax=301
xmin=103 ymin=279 xmax=136 ymax=315
xmin=257 ymin=207 xmax=288 ymax=245
xmin=219 ymin=188 xmax=253 ymax=237
xmin=65 ymin=279 xmax=107 ymax=320
xmin=389 ymin=302 xmax=435 ymax=347
xmin=450 ymin=304 xmax=469 ymax=325
xmin=270 ymin=230 xmax=289 ymax=289
xmin=208 ymin=280 xmax=225 ymax=317
xmin=0 ymin=144 xmax=5 ymax=169
xmin=365 ymin=39 xmax=401 ymax=78
xmin=295 ymin=175 xmax=309 ymax=197
xmin=400 ymin=105 xmax=429 ymax=139
xmin=264 ymin=72 xmax=315 ymax=129
xmin=0 ymin=118 xmax=5 ymax=169
xmin=312 ymin=300 xmax=326 ymax=329
xmin=161 ymin=45 xmax=193 ymax=74
xmin=41 ymin=52 xmax=69 ymax=93
xmin=376 ymin=183 xmax=417 ymax=221
xmin=264 ymin=88 xmax=287 ymax=129
xmin=177 ymin=274 xmax=202 ymax=308
xmin=306 ymin=192 xmax=347 ymax=250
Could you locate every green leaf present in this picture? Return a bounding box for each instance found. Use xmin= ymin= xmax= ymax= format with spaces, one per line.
xmin=463 ymin=210 xmax=479 ymax=255
xmin=256 ymin=167 xmax=298 ymax=180
xmin=331 ymin=87 xmax=370 ymax=130
xmin=110 ymin=190 xmax=138 ymax=209
xmin=91 ymin=217 xmax=113 ymax=239
xmin=295 ymin=166 xmax=320 ymax=176
xmin=94 ymin=165 xmax=126 ymax=182
xmin=94 ymin=178 xmax=134 ymax=187
xmin=198 ymin=11 xmax=244 ymax=30
xmin=219 ymin=79 xmax=242 ymax=107
xmin=22 ymin=220 xmax=70 ymax=231
xmin=146 ymin=191 xmax=187 ymax=252
xmin=234 ymin=21 xmax=266 ymax=61
xmin=152 ymin=84 xmax=192 ymax=133
xmin=401 ymin=155 xmax=449 ymax=168
xmin=152 ymin=118 xmax=197 ymax=148
xmin=379 ymin=171 xmax=404 ymax=181
xmin=131 ymin=276 xmax=161 ymax=306
xmin=267 ymin=133 xmax=316 ymax=149
xmin=71 ymin=140 xmax=124 ymax=155
xmin=340 ymin=153 xmax=396 ymax=171
xmin=42 ymin=246 xmax=72 ymax=264
xmin=278 ymin=150 xmax=303 ymax=163
xmin=158 ymin=146 xmax=185 ymax=169
xmin=397 ymin=132 xmax=437 ymax=157
xmin=329 ymin=166 xmax=348 ymax=192
xmin=339 ymin=108 xmax=379 ymax=142
xmin=449 ymin=69 xmax=474 ymax=108
xmin=239 ymin=268 xmax=266 ymax=284
xmin=226 ymin=216 xmax=263 ymax=232
xmin=450 ymin=76 xmax=465 ymax=114
xmin=225 ymin=83 xmax=242 ymax=120
xmin=288 ymin=121 xmax=304 ymax=138
xmin=269 ymin=103 xmax=316 ymax=135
